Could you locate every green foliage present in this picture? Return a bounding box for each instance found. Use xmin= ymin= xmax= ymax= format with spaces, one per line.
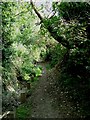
xmin=2 ymin=1 xmax=90 ymax=116
xmin=2 ymin=2 xmax=46 ymax=113
xmin=38 ymin=2 xmax=90 ymax=116
xmin=16 ymin=104 xmax=31 ymax=119
xmin=50 ymin=2 xmax=90 ymax=116
xmin=59 ymin=2 xmax=89 ymax=22
xmin=12 ymin=42 xmax=42 ymax=82
xmin=2 ymin=2 xmax=53 ymax=97
xmin=45 ymin=44 xmax=67 ymax=67
xmin=2 ymin=2 xmax=41 ymax=84
xmin=33 ymin=66 xmax=42 ymax=77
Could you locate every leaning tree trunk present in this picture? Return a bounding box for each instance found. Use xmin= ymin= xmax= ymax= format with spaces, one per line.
xmin=30 ymin=0 xmax=71 ymax=49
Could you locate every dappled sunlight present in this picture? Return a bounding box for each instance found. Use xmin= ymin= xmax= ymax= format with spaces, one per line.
xmin=2 ymin=1 xmax=90 ymax=119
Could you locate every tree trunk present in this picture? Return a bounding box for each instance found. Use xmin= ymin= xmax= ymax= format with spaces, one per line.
xmin=30 ymin=0 xmax=70 ymax=49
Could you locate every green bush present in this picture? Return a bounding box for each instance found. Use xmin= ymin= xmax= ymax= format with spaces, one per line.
xmin=45 ymin=44 xmax=67 ymax=68
xmin=16 ymin=104 xmax=31 ymax=119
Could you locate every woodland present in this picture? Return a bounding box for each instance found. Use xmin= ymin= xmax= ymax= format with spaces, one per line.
xmin=1 ymin=1 xmax=90 ymax=119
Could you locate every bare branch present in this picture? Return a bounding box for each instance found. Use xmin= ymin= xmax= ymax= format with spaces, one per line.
xmin=30 ymin=0 xmax=43 ymax=21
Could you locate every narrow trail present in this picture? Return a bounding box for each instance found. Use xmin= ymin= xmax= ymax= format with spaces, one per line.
xmin=27 ymin=62 xmax=81 ymax=118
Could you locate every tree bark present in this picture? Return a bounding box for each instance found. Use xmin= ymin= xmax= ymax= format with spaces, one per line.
xmin=30 ymin=0 xmax=70 ymax=49
xmin=30 ymin=0 xmax=43 ymax=21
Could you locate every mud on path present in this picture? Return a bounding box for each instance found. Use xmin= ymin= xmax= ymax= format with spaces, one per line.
xmin=27 ymin=62 xmax=81 ymax=118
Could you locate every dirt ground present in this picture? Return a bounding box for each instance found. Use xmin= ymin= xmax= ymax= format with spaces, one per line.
xmin=27 ymin=62 xmax=82 ymax=118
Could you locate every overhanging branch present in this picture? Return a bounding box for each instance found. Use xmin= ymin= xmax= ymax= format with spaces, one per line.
xmin=30 ymin=0 xmax=43 ymax=21
xmin=30 ymin=0 xmax=71 ymax=49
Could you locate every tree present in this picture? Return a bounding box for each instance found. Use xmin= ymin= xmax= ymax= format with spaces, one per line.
xmin=30 ymin=0 xmax=70 ymax=49
xmin=2 ymin=2 xmax=43 ymax=112
xmin=30 ymin=1 xmax=90 ymax=115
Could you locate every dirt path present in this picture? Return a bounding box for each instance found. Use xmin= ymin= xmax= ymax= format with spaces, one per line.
xmin=28 ymin=62 xmax=81 ymax=118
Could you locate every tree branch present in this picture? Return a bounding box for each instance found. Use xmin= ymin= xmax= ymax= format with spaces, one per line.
xmin=47 ymin=25 xmax=70 ymax=49
xmin=30 ymin=0 xmax=70 ymax=49
xmin=30 ymin=0 xmax=43 ymax=21
xmin=14 ymin=10 xmax=28 ymax=17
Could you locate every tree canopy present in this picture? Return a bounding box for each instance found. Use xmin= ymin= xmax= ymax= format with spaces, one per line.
xmin=1 ymin=1 xmax=90 ymax=117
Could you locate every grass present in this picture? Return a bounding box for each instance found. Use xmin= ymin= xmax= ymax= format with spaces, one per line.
xmin=15 ymin=76 xmax=39 ymax=119
xmin=15 ymin=102 xmax=31 ymax=119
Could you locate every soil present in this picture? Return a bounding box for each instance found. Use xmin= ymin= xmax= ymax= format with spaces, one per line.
xmin=27 ymin=62 xmax=82 ymax=118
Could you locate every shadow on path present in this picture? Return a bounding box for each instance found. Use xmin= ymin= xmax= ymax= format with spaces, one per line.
xmin=28 ymin=62 xmax=81 ymax=118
